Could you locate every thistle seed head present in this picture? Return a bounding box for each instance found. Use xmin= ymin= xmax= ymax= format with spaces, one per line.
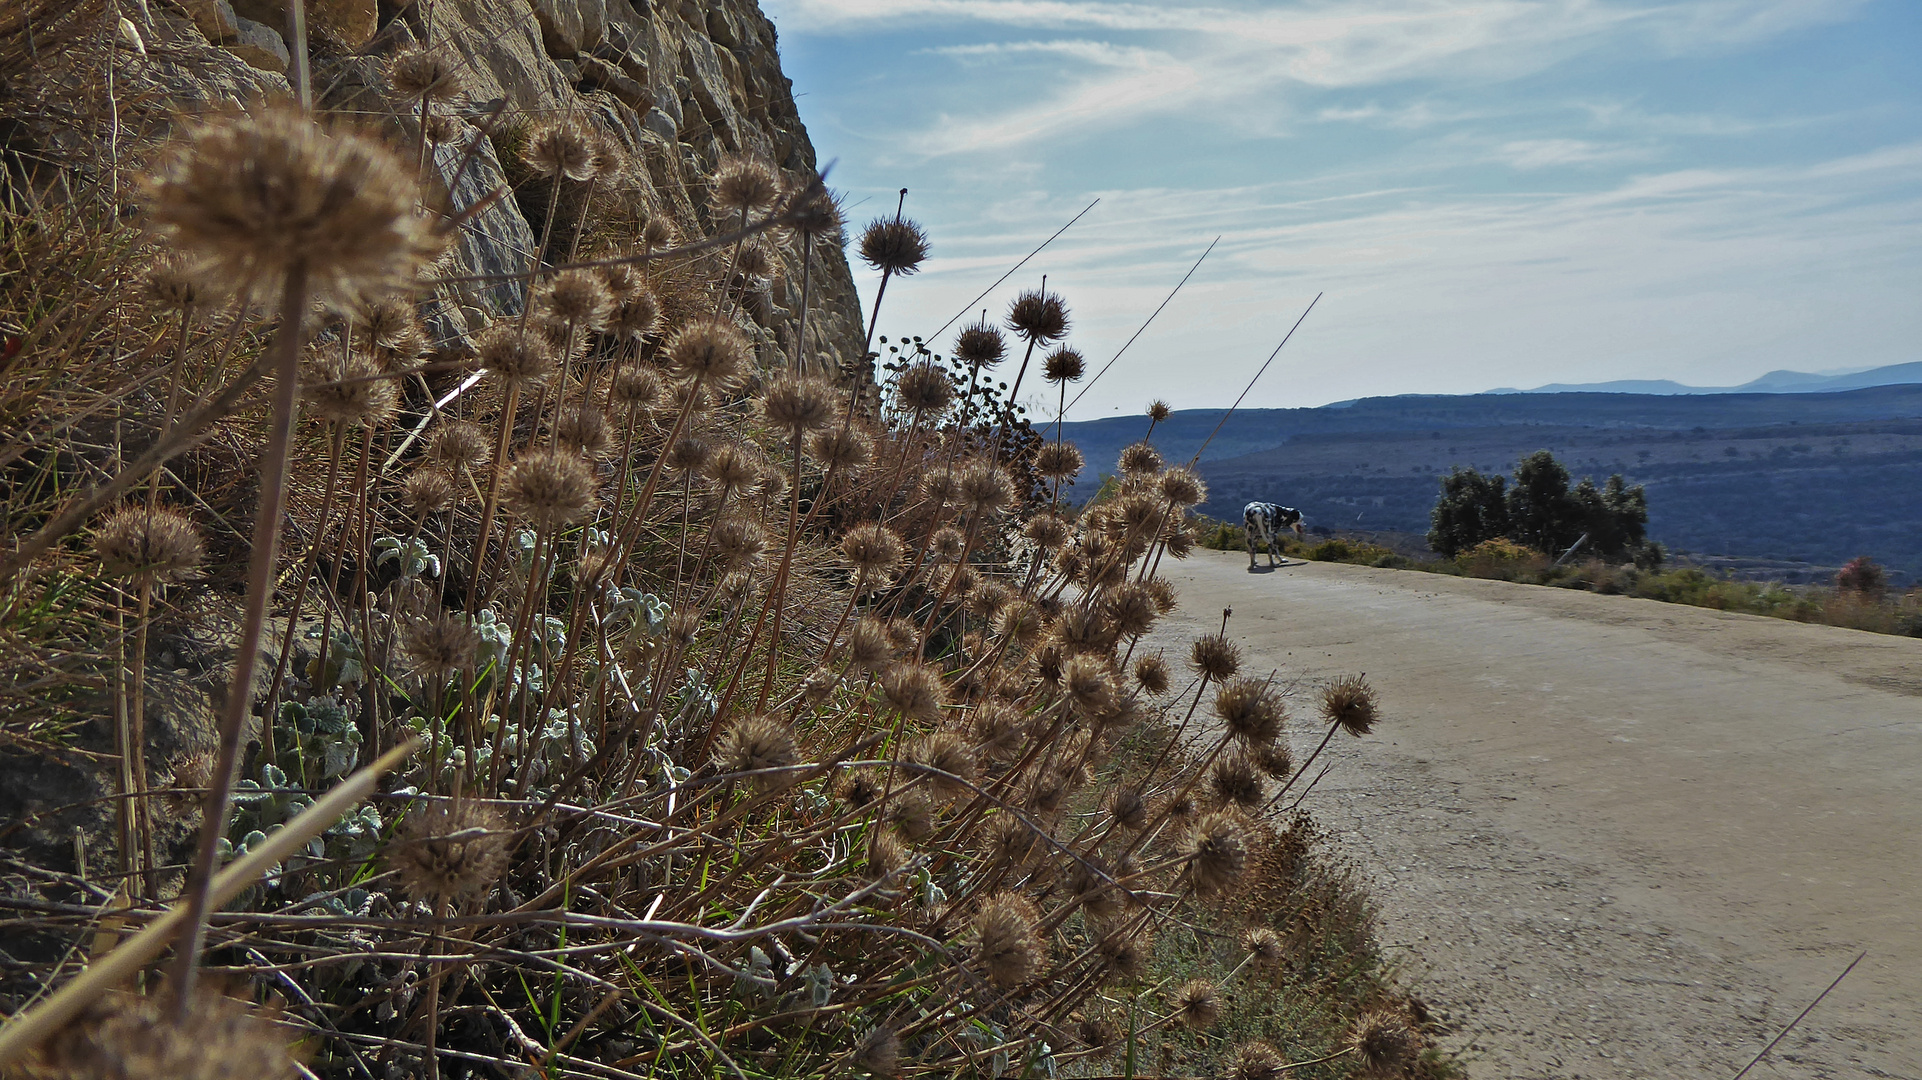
xmin=1347 ymin=1011 xmax=1419 ymax=1074
xmin=702 ymin=443 xmax=761 ymax=499
xmin=931 ymin=526 xmax=967 ymax=561
xmin=423 ymin=113 xmax=462 ymax=145
xmin=522 ymin=119 xmax=597 ymax=181
xmin=40 ymin=988 xmax=297 ymax=1080
xmin=143 ymin=254 xmax=203 ymax=309
xmin=837 ymin=767 xmax=883 ymax=810
xmin=402 ymin=610 xmax=481 ymax=680
xmin=1062 ymin=654 xmax=1116 ymax=716
xmin=972 ymin=892 xmax=1044 ymax=989
xmin=1075 ymin=1016 xmax=1119 ymax=1059
xmin=808 ymin=424 xmax=872 ymax=474
xmin=880 ymin=660 xmax=946 ymax=723
xmin=387 ymin=45 xmax=462 ymax=101
xmin=1148 ymin=399 xmax=1173 ymax=422
xmin=540 ymin=269 xmax=610 ymax=330
xmin=954 ymin=317 xmax=1006 ymax=368
xmin=715 ymin=714 xmax=799 ymax=791
xmin=906 ymin=731 xmax=977 ymax=800
xmin=1210 ymin=752 xmax=1265 ymax=810
xmin=1133 ymin=654 xmax=1170 ymax=695
xmin=1323 ymin=674 xmax=1378 ymax=736
xmin=1215 ymin=677 xmax=1284 ymax=746
xmin=1190 ymin=634 xmax=1241 ymax=682
xmin=304 ymin=350 xmax=400 ymax=427
xmin=425 ymin=419 xmax=489 ymax=474
xmin=1171 ymin=978 xmax=1220 ymax=1031
xmin=1117 ymin=441 xmax=1163 ymax=477
xmin=859 ymin=217 xmax=929 ymax=275
xmin=143 ymin=105 xmax=440 ymax=307
xmin=1034 ymin=440 xmax=1083 ymax=480
xmin=959 ymin=462 xmax=1014 ymax=516
xmin=554 ymin=407 xmax=611 ymax=459
xmin=1105 ymin=785 xmax=1149 ymax=831
xmin=503 ymin=447 xmax=598 ymax=531
xmin=895 ymin=361 xmax=954 ymax=414
xmin=886 ymin=790 xmax=935 ymax=840
xmin=759 ymin=372 xmax=836 ymax=434
xmin=921 ymin=469 xmax=962 ymax=508
xmin=734 ymin=239 xmax=773 ymax=280
xmin=852 ymin=1026 xmax=900 ymax=1078
xmin=609 ymin=364 xmax=661 ymax=409
xmin=708 ymin=516 xmax=767 ymax=573
xmin=992 ymin=598 xmax=1043 ymax=644
xmin=665 ymin=318 xmax=749 ymax=386
xmin=599 ymin=262 xmax=642 ymax=300
xmin=1244 ymin=926 xmax=1285 ymax=964
xmin=967 ymin=578 xmax=1013 ymax=619
xmin=844 ymin=617 xmax=894 ymax=673
xmin=1186 ymin=811 xmax=1248 ymax=895
xmin=94 ymin=507 xmax=205 ymax=582
xmin=1158 ymin=467 xmax=1205 ymax=507
xmin=1230 ymin=1040 xmax=1284 ymax=1080
xmin=1104 ymin=581 xmax=1158 ymax=639
xmin=390 ymin=800 xmax=509 ymax=904
xmin=665 ymin=435 xmax=712 ymax=474
xmin=1022 ymin=513 xmax=1071 ymax=551
xmin=711 ymin=154 xmax=781 ymax=215
xmin=641 ymin=216 xmax=677 ymax=252
xmin=1006 ymin=287 xmax=1068 ymax=344
xmin=401 ymin=468 xmax=457 ymax=516
xmin=842 ymin=523 xmax=905 ymax=578
xmin=1042 ymin=346 xmax=1086 ymax=384
xmin=477 ymin=324 xmax=555 ymax=390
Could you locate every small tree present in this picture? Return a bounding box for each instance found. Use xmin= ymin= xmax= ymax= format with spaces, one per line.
xmin=1573 ymin=473 xmax=1650 ymax=562
xmin=1836 ymin=556 xmax=1886 ymax=597
xmin=1505 ymin=450 xmax=1583 ymax=555
xmin=1427 ymin=467 xmax=1508 ymax=558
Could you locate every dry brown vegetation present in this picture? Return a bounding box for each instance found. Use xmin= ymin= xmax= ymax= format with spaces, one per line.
xmin=0 ymin=11 xmax=1452 ymax=1080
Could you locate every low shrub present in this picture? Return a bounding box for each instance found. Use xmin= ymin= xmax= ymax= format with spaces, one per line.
xmin=1456 ymin=537 xmax=1548 ymax=580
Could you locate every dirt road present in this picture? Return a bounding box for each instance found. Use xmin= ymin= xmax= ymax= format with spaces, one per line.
xmin=1142 ymin=551 xmax=1922 ymax=1079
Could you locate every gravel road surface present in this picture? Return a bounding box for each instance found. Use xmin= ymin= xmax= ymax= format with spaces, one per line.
xmin=1140 ymin=550 xmax=1922 ymax=1079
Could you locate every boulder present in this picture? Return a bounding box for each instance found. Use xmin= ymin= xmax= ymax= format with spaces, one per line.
xmin=228 ymin=16 xmax=289 ymax=72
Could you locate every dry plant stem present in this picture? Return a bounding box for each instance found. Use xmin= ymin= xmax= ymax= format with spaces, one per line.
xmin=791 ymin=233 xmax=814 ymax=372
xmin=0 ymin=740 xmax=415 ymax=1068
xmin=753 ymin=436 xmax=805 ymax=710
xmin=468 ymin=380 xmax=521 ymax=610
xmin=168 ymin=262 xmax=310 ymax=1015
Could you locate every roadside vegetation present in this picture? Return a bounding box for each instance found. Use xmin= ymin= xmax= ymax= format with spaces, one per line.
xmin=0 ymin=10 xmax=1453 ymax=1080
xmin=1193 ymin=449 xmax=1921 ymax=638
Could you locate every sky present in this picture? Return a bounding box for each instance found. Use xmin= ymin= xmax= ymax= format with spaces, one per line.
xmin=761 ymin=0 xmax=1922 ymax=419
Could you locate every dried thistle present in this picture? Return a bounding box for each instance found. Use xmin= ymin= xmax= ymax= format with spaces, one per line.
xmin=715 ymin=714 xmax=799 ymax=791
xmin=703 ymin=444 xmax=761 ymax=499
xmin=1186 ymin=811 xmax=1248 ymax=895
xmin=1215 ymin=677 xmax=1284 ymax=746
xmin=522 ymin=118 xmax=597 ymax=181
xmin=954 ymin=317 xmax=1007 ymax=368
xmin=477 ymin=324 xmax=556 ymax=390
xmin=859 ymin=218 xmax=929 ymax=276
xmin=1062 ymin=654 xmax=1115 ymax=716
xmin=1034 ymin=441 xmax=1083 ymax=480
xmin=852 ymin=1025 xmax=900 ymax=1078
xmin=1346 ymin=1011 xmax=1419 ymax=1073
xmin=1159 ymin=466 xmax=1206 ymax=507
xmin=708 ymin=516 xmax=767 ymax=573
xmin=844 ymin=617 xmax=894 ymax=673
xmin=760 ymin=372 xmax=836 ymax=434
xmin=711 ymin=154 xmax=780 ymax=215
xmin=1323 ymin=675 xmax=1379 ymax=736
xmin=1117 ymin=441 xmax=1163 ymax=477
xmin=1104 ymin=785 xmax=1149 ymax=832
xmin=143 ymin=105 xmax=439 ymax=306
xmin=1170 ymin=977 xmax=1220 ymax=1031
xmin=808 ymin=424 xmax=873 ymax=474
xmin=1042 ymin=346 xmax=1085 ymax=384
xmin=1190 ymin=634 xmax=1241 ymax=681
xmin=540 ymin=269 xmax=611 ymax=330
xmin=503 ymin=447 xmax=598 ymax=530
xmin=400 ymin=468 xmax=457 ymax=516
xmin=554 ymin=407 xmax=611 ymax=459
xmin=905 ymin=731 xmax=977 ymax=800
xmin=1133 ymin=654 xmax=1170 ymax=695
xmin=958 ymin=462 xmax=1014 ymax=517
xmin=1022 ymin=513 xmax=1071 ymax=552
xmin=609 ymin=365 xmax=662 ymax=409
xmin=1244 ymin=926 xmax=1284 ymax=965
xmin=389 ymin=800 xmax=509 ymax=904
xmin=386 ymin=45 xmax=462 ymax=101
xmin=1210 ymin=752 xmax=1265 ymax=810
xmin=1148 ymin=399 xmax=1173 ymax=422
xmin=896 ymin=361 xmax=953 ymax=414
xmin=665 ymin=318 xmax=749 ymax=387
xmin=35 ymin=988 xmax=298 ymax=1080
xmin=880 ymin=661 xmax=946 ymax=723
xmin=609 ymin=289 xmax=663 ymax=340
xmin=93 ymin=507 xmax=205 ymax=582
xmin=425 ymin=419 xmax=490 ymax=474
xmin=402 ymin=610 xmax=481 ymax=680
xmin=303 ymin=350 xmax=399 ymax=427
xmin=1006 ymin=287 xmax=1069 ymax=345
xmin=972 ymin=892 xmax=1044 ymax=989
xmin=1230 ymin=1039 xmax=1285 ymax=1080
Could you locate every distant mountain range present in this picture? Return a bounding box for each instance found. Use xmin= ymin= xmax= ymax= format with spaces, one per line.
xmin=1484 ymin=361 xmax=1922 ymax=396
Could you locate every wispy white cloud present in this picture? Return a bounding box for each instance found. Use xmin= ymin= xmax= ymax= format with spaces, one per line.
xmin=1497 ymin=137 xmax=1652 ymax=169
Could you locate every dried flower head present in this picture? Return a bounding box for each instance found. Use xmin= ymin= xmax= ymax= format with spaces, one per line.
xmin=716 ymin=714 xmax=799 ymax=791
xmin=1210 ymin=752 xmax=1265 ymax=809
xmin=967 ymin=578 xmax=1013 ymax=619
xmin=1158 ymin=466 xmax=1206 ymax=507
xmin=837 ymin=767 xmax=883 ymax=810
xmin=477 ymin=324 xmax=555 ymax=389
xmin=667 ymin=608 xmax=702 ymax=648
xmin=859 ymin=217 xmax=929 ymax=275
xmin=711 ymin=154 xmax=780 ymax=215
xmin=541 ymin=269 xmax=610 ymax=329
xmin=599 ymin=262 xmax=642 ymax=300
xmin=1347 ymin=1011 xmax=1419 ymax=1073
xmin=1133 ymin=654 xmax=1170 ymax=695
xmin=1148 ymin=399 xmax=1172 ymax=422
xmin=641 ymin=216 xmax=677 ymax=251
xmin=1244 ymin=926 xmax=1285 ymax=965
xmin=94 ymin=507 xmax=205 ymax=582
xmin=665 ymin=435 xmax=712 ymax=474
xmin=1215 ymin=677 xmax=1285 ymax=746
xmin=1253 ymin=741 xmax=1294 ymax=781
xmin=1105 ymin=785 xmax=1149 ymax=832
xmin=304 ymin=351 xmax=400 ymax=427
xmin=523 ymin=118 xmax=597 ymax=181
xmin=609 ymin=289 xmax=663 ymax=340
xmin=1075 ymin=1016 xmax=1119 ymax=1059
xmin=1097 ymin=927 xmax=1150 ymax=984
xmin=1104 ymin=581 xmax=1158 ymax=639
xmin=1323 ymin=674 xmax=1378 ymax=736
xmin=734 ymin=239 xmax=773 ymax=280
xmin=422 ymin=113 xmax=462 ymax=145
xmin=1186 ymin=811 xmax=1249 ymax=895
xmin=809 ymin=424 xmax=872 ymax=473
xmin=881 ymin=661 xmax=946 ymax=722
xmin=403 ymin=610 xmax=481 ymax=680
xmin=401 ymin=468 xmax=457 ymax=515
xmin=1062 ymin=654 xmax=1116 ymax=715
xmin=665 ymin=318 xmax=750 ymax=386
xmin=907 ymin=732 xmax=977 ymax=799
xmin=554 ymin=407 xmax=611 ymax=459
xmin=143 ymin=253 xmax=202 ymax=309
xmin=1118 ymin=441 xmax=1163 ymax=478
xmin=972 ymin=892 xmax=1044 ymax=989
xmin=701 ymin=443 xmax=759 ymax=499
xmin=1190 ymin=634 xmax=1241 ymax=681
xmin=865 ymin=828 xmax=910 ymax=882
xmin=708 ymin=516 xmax=767 ymax=573
xmin=1034 ymin=441 xmax=1084 ymax=480
xmin=1022 ymin=513 xmax=1071 ymax=551
xmin=782 ymin=178 xmax=844 ymax=236
xmin=992 ymin=598 xmax=1043 ymax=644
xmin=424 ymin=419 xmax=489 ymax=475
xmin=896 ymin=361 xmax=954 ymax=414
xmin=1170 ymin=978 xmax=1220 ymax=1031
xmin=931 ymin=525 xmax=968 ymax=561
xmin=41 ymin=988 xmax=298 ymax=1080
xmin=1006 ymin=287 xmax=1069 ymax=345
xmin=921 ymin=469 xmax=962 ymax=508
xmin=959 ymin=461 xmax=1014 ymax=516
xmin=953 ymin=320 xmax=1007 ymax=371
xmin=1042 ymin=346 xmax=1086 ymax=384
xmin=386 ymin=45 xmax=462 ymax=101
xmin=852 ymin=1026 xmax=901 ymax=1078
xmin=609 ymin=365 xmax=662 ymax=411
xmin=838 ymin=522 xmax=904 ymax=580
xmin=844 ymin=617 xmax=894 ymax=673
xmin=887 ymin=789 xmax=936 ymax=840
xmin=390 ymin=800 xmax=509 ymax=903
xmin=143 ymin=105 xmax=440 ymax=306
xmin=760 ymin=372 xmax=836 ymax=434
xmin=503 ymin=447 xmax=598 ymax=530
xmin=590 ymin=131 xmax=625 ymax=180
xmin=1230 ymin=1040 xmax=1285 ymax=1080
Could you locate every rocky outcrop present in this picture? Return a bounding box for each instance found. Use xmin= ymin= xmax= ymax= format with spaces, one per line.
xmin=64 ymin=0 xmax=868 ymax=379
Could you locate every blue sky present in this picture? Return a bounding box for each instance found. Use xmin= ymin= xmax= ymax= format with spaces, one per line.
xmin=762 ymin=1 xmax=1922 ymax=418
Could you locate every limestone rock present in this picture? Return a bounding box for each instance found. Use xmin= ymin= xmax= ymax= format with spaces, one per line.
xmin=175 ymin=0 xmax=239 ymax=42
xmin=229 ymin=15 xmax=288 ymax=72
xmin=532 ymin=0 xmax=608 ymax=59
xmin=229 ymin=0 xmax=375 ymax=47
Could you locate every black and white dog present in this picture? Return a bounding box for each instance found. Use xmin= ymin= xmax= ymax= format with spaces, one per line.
xmin=1243 ymin=501 xmax=1304 ymax=569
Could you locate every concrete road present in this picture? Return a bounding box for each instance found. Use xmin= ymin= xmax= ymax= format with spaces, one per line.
xmin=1142 ymin=550 xmax=1922 ymax=1079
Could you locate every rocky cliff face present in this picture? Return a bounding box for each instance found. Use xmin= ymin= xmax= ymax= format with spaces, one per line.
xmin=45 ymin=0 xmax=866 ymax=378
